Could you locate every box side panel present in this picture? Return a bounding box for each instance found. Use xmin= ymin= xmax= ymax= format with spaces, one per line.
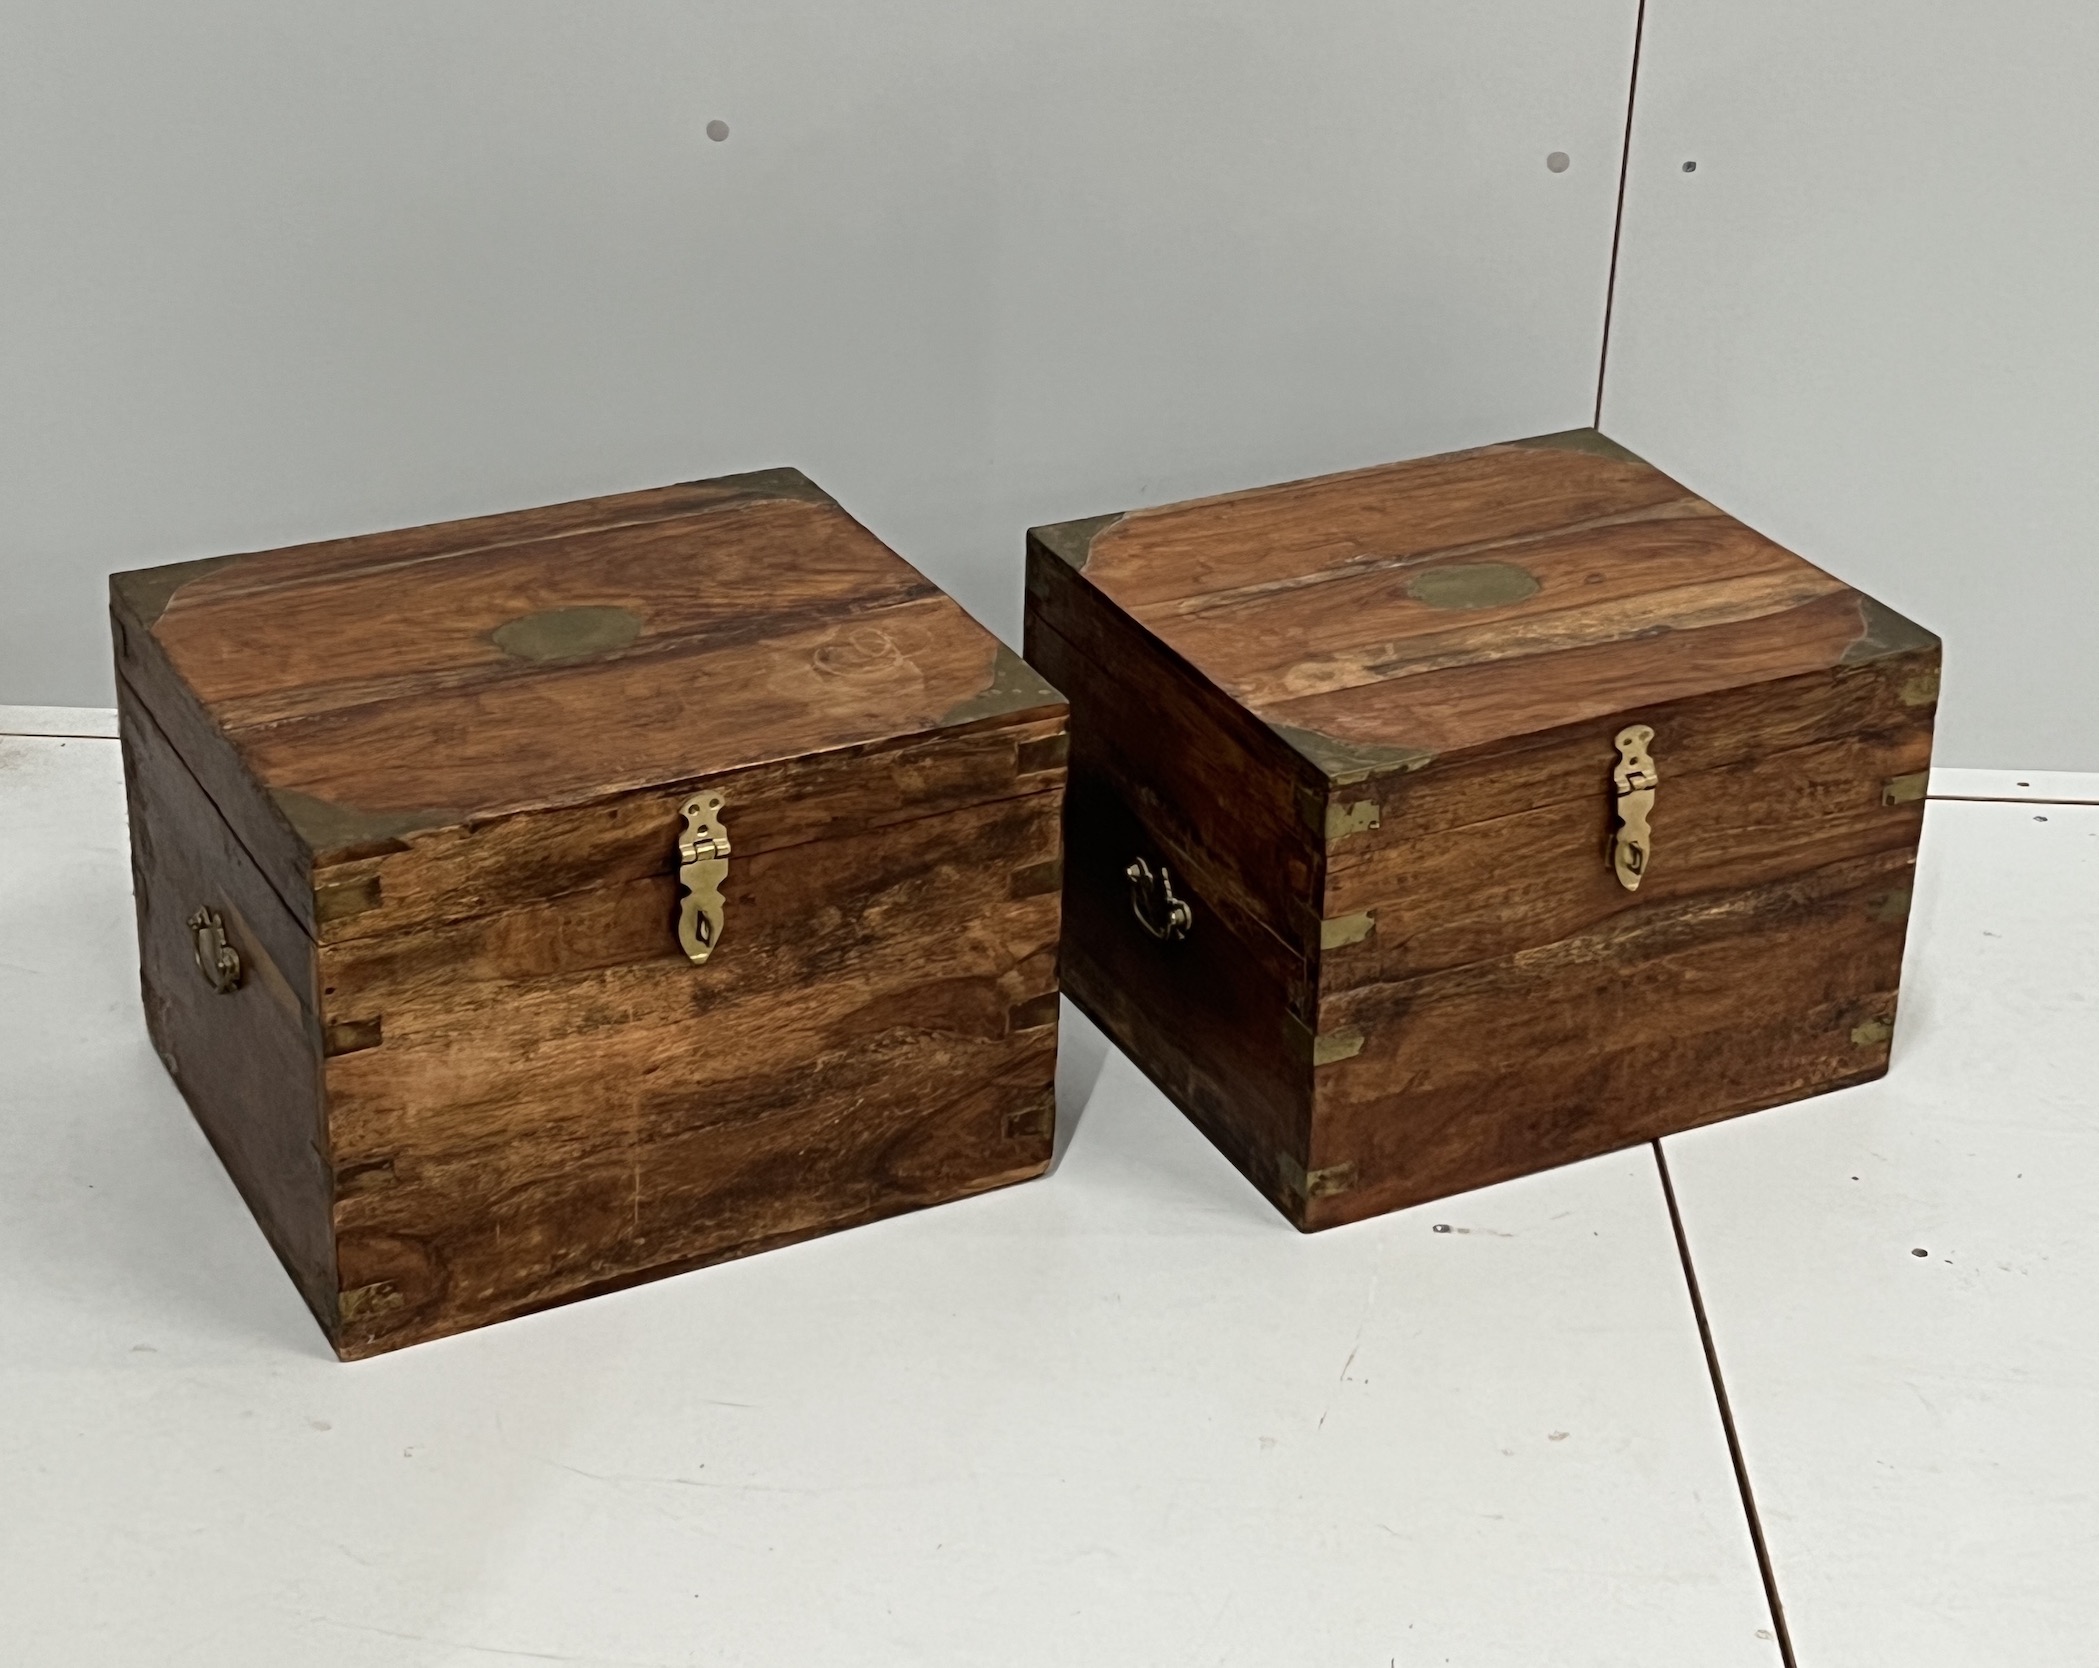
xmin=116 ymin=680 xmax=336 ymax=1335
xmin=112 ymin=597 xmax=318 ymax=936
xmin=1025 ymin=538 xmax=1324 ymax=958
xmin=1306 ymin=647 xmax=1935 ymax=1222
xmin=1055 ymin=761 xmax=1315 ymax=1227
xmin=315 ymin=764 xmax=1066 ymax=1356
xmin=1305 ymin=843 xmax=1914 ymax=1227
xmin=1317 ymin=646 xmax=1938 ymax=991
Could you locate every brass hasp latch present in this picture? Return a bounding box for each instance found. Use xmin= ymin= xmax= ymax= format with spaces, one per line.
xmin=677 ymin=792 xmax=731 ymax=964
xmin=1610 ymin=724 xmax=1658 ymax=891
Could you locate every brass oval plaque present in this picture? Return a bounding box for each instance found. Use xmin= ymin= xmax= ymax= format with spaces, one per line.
xmin=492 ymin=606 xmax=642 ymax=663
xmin=1405 ymin=561 xmax=1541 ymax=611
xmin=810 ymin=625 xmax=905 ymax=678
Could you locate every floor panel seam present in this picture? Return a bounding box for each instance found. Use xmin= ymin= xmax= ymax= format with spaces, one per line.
xmin=1654 ymin=1137 xmax=1799 ymax=1668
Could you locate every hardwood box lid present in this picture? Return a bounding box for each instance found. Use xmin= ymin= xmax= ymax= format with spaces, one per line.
xmin=1033 ymin=430 xmax=1935 ymax=778
xmin=112 ymin=468 xmax=1063 ymax=940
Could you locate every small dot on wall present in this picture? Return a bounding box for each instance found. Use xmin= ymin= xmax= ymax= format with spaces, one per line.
xmin=1546 ymin=151 xmax=1570 ymax=173
xmin=706 ymin=119 xmax=730 ymax=142
xmin=1682 ymin=159 xmax=1697 ymax=172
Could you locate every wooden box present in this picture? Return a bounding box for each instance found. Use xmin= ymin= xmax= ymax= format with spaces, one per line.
xmin=113 ymin=469 xmax=1067 ymax=1356
xmin=1024 ymin=430 xmax=1937 ymax=1228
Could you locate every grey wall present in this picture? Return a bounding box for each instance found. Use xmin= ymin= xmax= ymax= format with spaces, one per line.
xmin=1602 ymin=0 xmax=2099 ymax=770
xmin=19 ymin=4 xmax=2085 ymax=769
xmin=0 ymin=0 xmax=1635 ymax=707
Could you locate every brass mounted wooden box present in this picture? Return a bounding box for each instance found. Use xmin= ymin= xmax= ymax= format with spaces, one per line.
xmin=114 ymin=469 xmax=1067 ymax=1356
xmin=1024 ymin=431 xmax=1937 ymax=1228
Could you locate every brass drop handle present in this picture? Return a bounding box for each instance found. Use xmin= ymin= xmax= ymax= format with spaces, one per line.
xmin=1126 ymin=857 xmax=1193 ymax=942
xmin=187 ymin=908 xmax=243 ymax=994
xmin=677 ymin=792 xmax=731 ymax=964
xmin=1611 ymin=724 xmax=1658 ymax=891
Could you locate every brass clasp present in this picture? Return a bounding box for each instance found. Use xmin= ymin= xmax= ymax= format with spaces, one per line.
xmin=677 ymin=793 xmax=731 ymax=964
xmin=1610 ymin=724 xmax=1658 ymax=891
xmin=1125 ymin=857 xmax=1193 ymax=942
xmin=187 ymin=908 xmax=243 ymax=994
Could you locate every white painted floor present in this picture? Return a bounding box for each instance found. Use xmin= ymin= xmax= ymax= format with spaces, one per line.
xmin=2 ymin=716 xmax=2092 ymax=1666
xmin=1663 ymin=796 xmax=2099 ymax=1665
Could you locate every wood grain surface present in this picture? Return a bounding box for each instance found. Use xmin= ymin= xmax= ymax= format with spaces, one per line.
xmin=1028 ymin=428 xmax=1938 ymax=1227
xmin=307 ymin=715 xmax=1069 ymax=947
xmin=111 ymin=469 xmax=1063 ymax=893
xmin=1025 ymin=548 xmax=1325 ymax=962
xmin=1053 ymin=430 xmax=1933 ymax=771
xmin=1071 ymin=436 xmax=1689 ymax=612
xmin=322 ymin=786 xmax=1064 ymax=1356
xmin=115 ymin=467 xmax=1070 ymax=1354
xmin=1304 ymin=844 xmax=1914 ymax=1228
xmin=1317 ymin=654 xmax=1933 ymax=991
xmin=1054 ymin=764 xmax=1312 ymax=1223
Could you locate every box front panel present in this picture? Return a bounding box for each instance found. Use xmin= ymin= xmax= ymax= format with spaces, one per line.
xmin=1316 ymin=648 xmax=1937 ymax=995
xmin=1307 ymin=842 xmax=1914 ymax=1226
xmin=317 ymin=752 xmax=1065 ymax=1356
xmin=1305 ymin=648 xmax=1935 ymax=1222
xmin=305 ymin=707 xmax=1065 ymax=948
